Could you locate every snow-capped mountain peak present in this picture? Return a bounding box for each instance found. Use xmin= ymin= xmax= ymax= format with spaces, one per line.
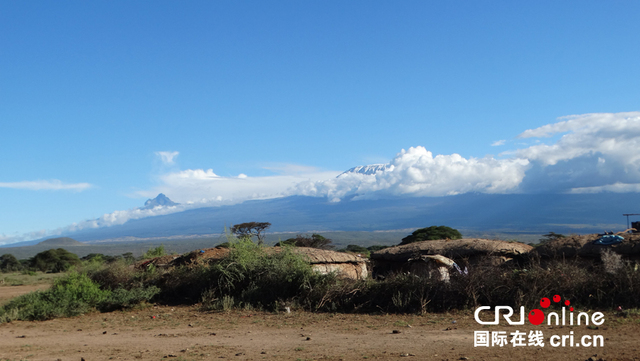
xmin=142 ymin=193 xmax=179 ymax=209
xmin=337 ymin=164 xmax=392 ymax=177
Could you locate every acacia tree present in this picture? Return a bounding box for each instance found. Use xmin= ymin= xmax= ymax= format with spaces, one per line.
xmin=29 ymin=248 xmax=81 ymax=273
xmin=231 ymin=222 xmax=271 ymax=245
xmin=399 ymin=225 xmax=462 ymax=245
xmin=276 ymin=234 xmax=334 ymax=250
xmin=0 ymin=254 xmax=22 ymax=272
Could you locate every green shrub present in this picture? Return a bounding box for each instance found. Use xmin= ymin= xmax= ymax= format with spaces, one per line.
xmin=196 ymin=238 xmax=333 ymax=311
xmin=100 ymin=286 xmax=160 ymax=311
xmin=337 ymin=245 xmax=370 ymax=257
xmin=88 ymin=260 xmax=137 ymax=290
xmin=0 ymin=272 xmax=108 ymax=322
xmin=142 ymin=245 xmax=166 ymax=260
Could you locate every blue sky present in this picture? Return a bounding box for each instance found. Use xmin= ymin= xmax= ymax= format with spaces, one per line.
xmin=2 ymin=1 xmax=640 ymax=244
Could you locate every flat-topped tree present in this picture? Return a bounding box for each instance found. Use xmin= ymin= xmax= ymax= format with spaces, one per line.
xmin=231 ymin=222 xmax=271 ymax=245
xmin=400 ymin=225 xmax=462 ymax=245
xmin=276 ymin=234 xmax=334 ymax=250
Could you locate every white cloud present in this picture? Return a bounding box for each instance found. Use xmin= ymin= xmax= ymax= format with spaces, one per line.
xmin=135 ymin=167 xmax=341 ymax=206
xmin=293 ymin=146 xmax=530 ymax=201
xmin=156 ymin=151 xmax=179 ymax=165
xmin=491 ymin=140 xmax=506 ymax=146
xmin=516 ymin=112 xmax=640 ymax=167
xmin=6 ymin=111 xmax=640 ymax=245
xmin=0 ymin=180 xmax=92 ymax=191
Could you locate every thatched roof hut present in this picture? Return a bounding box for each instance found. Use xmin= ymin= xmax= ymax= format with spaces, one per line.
xmin=138 ymin=246 xmax=368 ymax=280
xmin=270 ymin=247 xmax=369 ymax=280
xmin=370 ymin=239 xmax=532 ymax=277
xmin=371 ymin=238 xmax=533 ymax=263
xmin=533 ymin=233 xmax=640 ymax=259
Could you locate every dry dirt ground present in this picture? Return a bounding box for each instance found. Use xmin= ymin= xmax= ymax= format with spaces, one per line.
xmin=0 ymin=287 xmax=639 ymax=361
xmin=0 ymin=285 xmax=50 ymax=306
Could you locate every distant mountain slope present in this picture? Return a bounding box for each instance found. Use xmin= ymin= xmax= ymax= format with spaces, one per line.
xmin=37 ymin=237 xmax=85 ymax=246
xmin=38 ymin=193 xmax=640 ymax=243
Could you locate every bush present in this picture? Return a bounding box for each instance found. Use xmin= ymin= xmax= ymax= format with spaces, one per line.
xmin=400 ymin=226 xmax=462 ymax=245
xmin=197 ymin=238 xmax=333 ymax=311
xmin=100 ymin=286 xmax=160 ymax=312
xmin=337 ymin=245 xmax=370 ymax=257
xmin=0 ymin=254 xmax=22 ymax=272
xmin=0 ymin=271 xmax=161 ymax=323
xmin=88 ymin=260 xmax=137 ymax=290
xmin=29 ymin=248 xmax=81 ymax=273
xmin=141 ymin=245 xmax=166 ymax=260
xmin=0 ymin=272 xmax=108 ymax=322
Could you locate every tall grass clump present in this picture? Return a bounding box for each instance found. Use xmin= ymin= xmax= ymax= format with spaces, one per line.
xmin=198 ymin=237 xmax=334 ymax=311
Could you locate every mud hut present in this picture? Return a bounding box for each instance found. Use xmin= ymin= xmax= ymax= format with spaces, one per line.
xmin=405 ymin=254 xmax=457 ymax=282
xmin=270 ymin=247 xmax=369 ymax=280
xmin=141 ymin=246 xmax=368 ymax=280
xmin=170 ymin=247 xmax=231 ymax=267
xmin=533 ymin=232 xmax=640 ymax=260
xmin=371 ymin=238 xmax=533 ymax=277
xmin=134 ymin=254 xmax=180 ymax=270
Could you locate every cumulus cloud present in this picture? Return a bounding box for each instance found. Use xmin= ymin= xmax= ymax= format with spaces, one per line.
xmin=156 ymin=151 xmax=179 ymax=165
xmin=293 ymin=147 xmax=530 ymax=201
xmin=516 ymin=112 xmax=640 ymax=166
xmin=515 ymin=112 xmax=640 ymax=193
xmin=6 ymin=111 xmax=640 ymax=245
xmin=0 ymin=180 xmax=92 ymax=191
xmin=491 ymin=140 xmax=506 ymax=146
xmin=135 ymin=166 xmax=340 ymax=206
xmin=291 ymin=111 xmax=640 ymax=200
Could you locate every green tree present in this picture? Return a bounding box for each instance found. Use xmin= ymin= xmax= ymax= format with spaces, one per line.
xmin=275 ymin=234 xmax=334 ymax=250
xmin=366 ymin=245 xmax=389 ymax=252
xmin=0 ymin=254 xmax=22 ymax=272
xmin=399 ymin=225 xmax=462 ymax=245
xmin=539 ymin=232 xmax=565 ymax=244
xmin=122 ymin=252 xmax=135 ymax=264
xmin=29 ymin=248 xmax=81 ymax=273
xmin=337 ymin=244 xmax=370 ymax=257
xmin=81 ymin=253 xmax=120 ymax=264
xmin=231 ymin=222 xmax=271 ymax=245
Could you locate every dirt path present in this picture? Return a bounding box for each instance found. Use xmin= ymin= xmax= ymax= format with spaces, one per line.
xmin=1 ymin=305 xmax=638 ymax=361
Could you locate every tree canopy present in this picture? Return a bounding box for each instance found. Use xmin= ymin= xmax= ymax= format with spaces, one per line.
xmin=231 ymin=222 xmax=271 ymax=245
xmin=30 ymin=248 xmax=81 ymax=273
xmin=399 ymin=225 xmax=462 ymax=245
xmin=0 ymin=254 xmax=22 ymax=272
xmin=275 ymin=234 xmax=334 ymax=250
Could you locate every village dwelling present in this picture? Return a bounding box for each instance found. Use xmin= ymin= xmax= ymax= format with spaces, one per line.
xmin=371 ymin=238 xmax=533 ymax=279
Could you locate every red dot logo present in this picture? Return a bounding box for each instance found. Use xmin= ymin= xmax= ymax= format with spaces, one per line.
xmin=540 ymin=297 xmax=551 ymax=308
xmin=564 ymin=300 xmax=570 ymax=306
xmin=570 ymin=307 xmax=574 ymax=312
xmin=528 ymin=309 xmax=545 ymax=325
xmin=553 ymin=295 xmax=561 ymax=303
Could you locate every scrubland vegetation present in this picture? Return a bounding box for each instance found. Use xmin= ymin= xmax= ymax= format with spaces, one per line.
xmin=1 ymin=234 xmax=640 ymax=324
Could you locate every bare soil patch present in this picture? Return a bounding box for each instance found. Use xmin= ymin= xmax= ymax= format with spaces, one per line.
xmin=1 ymin=305 xmax=638 ymax=361
xmin=0 ymin=285 xmax=50 ymax=305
